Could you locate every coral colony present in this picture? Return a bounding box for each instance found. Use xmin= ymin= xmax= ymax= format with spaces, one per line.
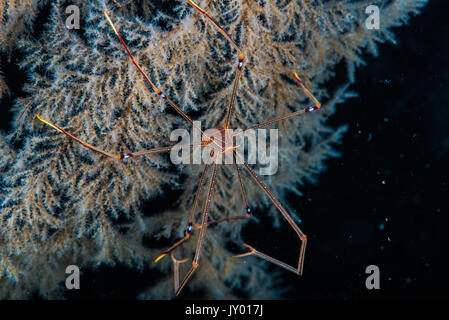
xmin=0 ymin=0 xmax=426 ymax=298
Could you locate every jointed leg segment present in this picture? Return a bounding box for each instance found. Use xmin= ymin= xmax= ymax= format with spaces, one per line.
xmin=34 ymin=114 xmax=205 ymax=160
xmin=153 ymin=163 xmax=211 ymax=263
xmin=233 ymin=152 xmax=307 ymax=275
xmin=104 ymin=11 xmax=225 ymax=151
xmin=186 ymin=0 xmax=245 ymax=129
xmin=174 ymin=161 xmax=218 ymax=295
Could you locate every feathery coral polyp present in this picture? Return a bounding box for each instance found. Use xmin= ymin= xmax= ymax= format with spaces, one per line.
xmin=0 ymin=0 xmax=427 ymax=299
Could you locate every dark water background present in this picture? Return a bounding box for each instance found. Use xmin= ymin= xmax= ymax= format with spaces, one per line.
xmin=0 ymin=0 xmax=448 ymax=299
xmin=289 ymin=0 xmax=449 ymax=299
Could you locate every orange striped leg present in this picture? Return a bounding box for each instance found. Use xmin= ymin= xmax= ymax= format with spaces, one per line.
xmin=233 ymin=72 xmax=321 ymax=135
xmin=153 ymin=163 xmax=211 ymax=264
xmin=35 ymin=115 xmax=202 ymax=160
xmin=170 ymin=253 xmax=189 ymax=291
xmin=233 ymin=152 xmax=307 ymax=276
xmin=103 ymin=11 xmax=223 ymax=150
xmin=174 ymin=161 xmax=218 ymax=295
xmin=185 ymin=0 xmax=245 ymax=128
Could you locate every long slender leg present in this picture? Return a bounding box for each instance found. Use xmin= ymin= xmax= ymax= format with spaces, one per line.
xmin=185 ymin=0 xmax=245 ymax=129
xmin=234 ymin=151 xmax=307 ymax=275
xmin=192 ymin=154 xmax=252 ymax=230
xmin=186 ymin=159 xmax=252 ymax=229
xmin=166 ymin=211 xmax=250 ymax=294
xmin=170 ymin=253 xmax=189 ymax=291
xmin=175 ymin=161 xmax=218 ymax=295
xmin=167 ymin=206 xmax=251 ymax=295
xmin=233 ymin=72 xmax=321 ymax=135
xmin=35 ymin=115 xmax=203 ymax=160
xmin=233 ymin=153 xmax=250 ymax=212
xmin=104 ymin=12 xmax=193 ymax=125
xmin=104 ymin=12 xmax=223 ymax=150
xmin=292 ymin=72 xmax=321 ymax=109
xmin=168 ymin=214 xmax=251 ymax=295
xmin=162 ymin=150 xmax=251 ymax=269
xmin=200 ymin=153 xmax=253 ymax=223
xmin=104 ymin=11 xmax=193 ymax=125
xmin=153 ymin=163 xmax=211 ymax=263
xmin=158 ymin=208 xmax=249 ymax=255
xmin=225 ymin=61 xmax=244 ymax=129
xmin=186 ymin=0 xmax=242 ymax=54
xmin=192 ymin=214 xmax=249 ymax=230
